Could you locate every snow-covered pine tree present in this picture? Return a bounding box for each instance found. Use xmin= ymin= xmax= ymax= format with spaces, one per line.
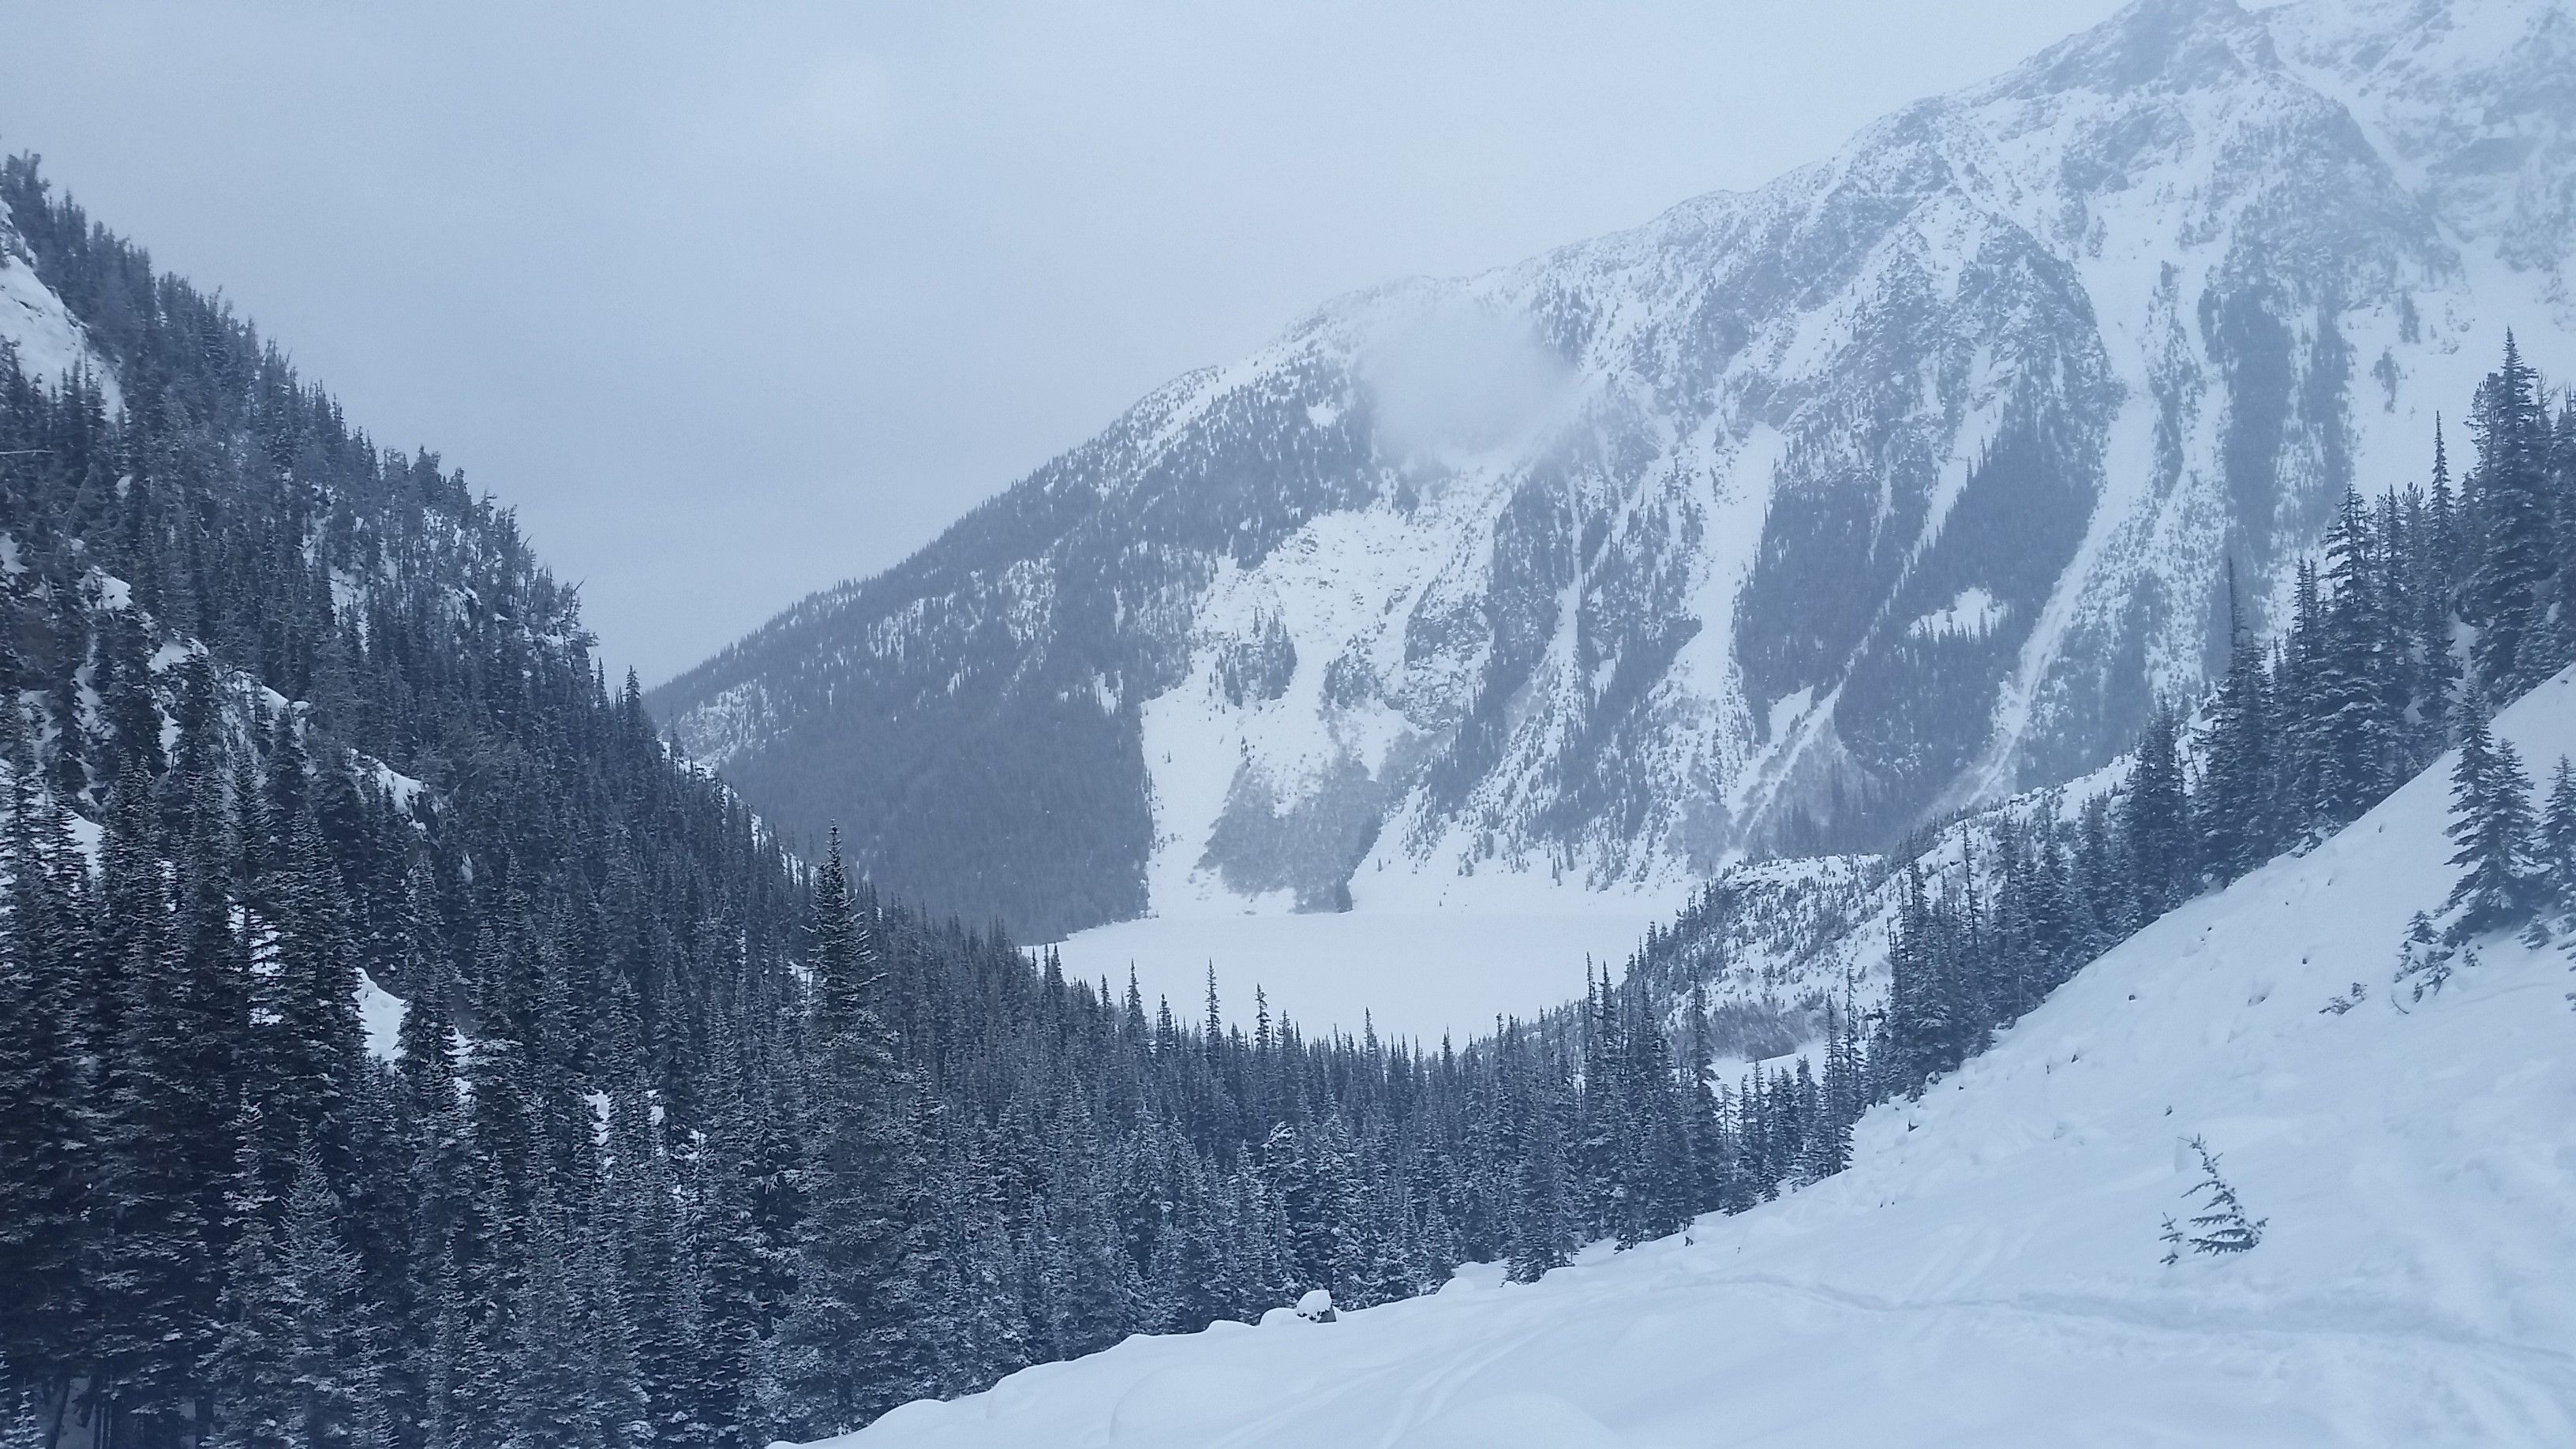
xmin=2415 ymin=422 xmax=2466 ymax=756
xmin=603 ymin=986 xmax=695 ymax=1447
xmin=1680 ymin=981 xmax=1731 ymax=1215
xmin=2541 ymin=758 xmax=2576 ymax=928
xmin=88 ymin=781 xmax=222 ymax=1444
xmin=1812 ymin=983 xmax=1863 ymax=1180
xmin=772 ymin=831 xmax=934 ymax=1439
xmin=2174 ymin=1136 xmax=2265 ymax=1256
xmin=2393 ymin=912 xmax=2456 ymax=1002
xmin=245 ymin=736 xmax=368 ymax=1205
xmin=2123 ymin=702 xmax=2193 ymax=913
xmin=2551 ymin=394 xmax=2576 ymax=671
xmin=1883 ymin=863 xmax=1952 ymax=1093
xmin=2443 ymin=685 xmax=2540 ymax=937
xmin=0 ymin=1352 xmax=45 ymax=1449
xmin=2319 ymin=489 xmax=2403 ymax=826
xmin=0 ymin=733 xmax=88 ymax=1412
xmin=205 ymin=1148 xmax=373 ymax=1449
xmin=2464 ymin=333 xmax=2560 ymax=695
xmin=1506 ymin=1064 xmax=1574 ymax=1284
xmin=2278 ymin=561 xmax=2331 ymax=835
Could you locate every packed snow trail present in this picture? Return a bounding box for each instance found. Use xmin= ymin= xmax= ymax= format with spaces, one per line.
xmin=811 ymin=670 xmax=2576 ymax=1447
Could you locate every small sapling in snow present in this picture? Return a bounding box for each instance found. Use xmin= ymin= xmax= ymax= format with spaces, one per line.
xmin=2162 ymin=1136 xmax=2265 ymax=1264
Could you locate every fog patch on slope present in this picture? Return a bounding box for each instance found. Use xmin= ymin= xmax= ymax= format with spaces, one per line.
xmin=1360 ymin=301 xmax=1578 ymax=462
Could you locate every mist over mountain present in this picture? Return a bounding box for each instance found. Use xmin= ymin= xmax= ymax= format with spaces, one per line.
xmin=651 ymin=0 xmax=2576 ymax=942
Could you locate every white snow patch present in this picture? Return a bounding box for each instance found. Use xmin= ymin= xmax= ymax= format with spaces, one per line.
xmin=356 ymin=970 xmax=406 ymax=1063
xmin=1765 ymin=686 xmax=1814 ymax=743
xmin=373 ymin=762 xmax=428 ymax=813
xmin=0 ymin=239 xmax=122 ymax=413
xmin=1908 ymin=586 xmax=2008 ymax=638
xmin=1054 ymin=895 xmax=1676 ymax=1043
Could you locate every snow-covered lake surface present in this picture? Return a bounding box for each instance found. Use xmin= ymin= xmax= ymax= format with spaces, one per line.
xmin=820 ymin=670 xmax=2576 ymax=1447
xmin=1051 ymin=893 xmax=1680 ymax=1043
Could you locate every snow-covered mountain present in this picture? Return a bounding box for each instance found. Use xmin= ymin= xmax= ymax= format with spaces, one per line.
xmin=810 ymin=666 xmax=2576 ymax=1449
xmin=653 ymin=0 xmax=2576 ymax=942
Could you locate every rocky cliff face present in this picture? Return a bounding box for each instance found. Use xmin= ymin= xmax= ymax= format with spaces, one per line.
xmin=653 ymin=0 xmax=2576 ymax=942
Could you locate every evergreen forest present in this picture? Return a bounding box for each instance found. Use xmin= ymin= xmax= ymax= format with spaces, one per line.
xmin=6 ymin=154 xmax=2576 ymax=1448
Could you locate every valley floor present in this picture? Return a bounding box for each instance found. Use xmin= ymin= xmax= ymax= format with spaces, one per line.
xmin=818 ymin=673 xmax=2576 ymax=1447
xmin=1051 ymin=893 xmax=1682 ymax=1043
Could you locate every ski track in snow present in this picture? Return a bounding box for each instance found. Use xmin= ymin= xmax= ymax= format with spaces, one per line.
xmin=815 ymin=669 xmax=2576 ymax=1448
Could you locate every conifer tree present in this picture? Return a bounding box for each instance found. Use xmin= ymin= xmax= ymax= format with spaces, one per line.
xmin=1884 ymin=863 xmax=1955 ymax=1091
xmin=1505 ymin=1065 xmax=1573 ymax=1283
xmin=2540 ymin=757 xmax=2576 ymax=926
xmin=2169 ymin=1136 xmax=2265 ymax=1258
xmin=0 ymin=736 xmax=88 ymax=1403
xmin=2319 ymin=489 xmax=2402 ymax=825
xmin=207 ymin=1149 xmax=373 ymax=1449
xmin=2464 ymin=334 xmax=2558 ymax=693
xmin=772 ymin=830 xmax=931 ymax=1439
xmin=2552 ymin=395 xmax=2576 ymax=669
xmin=88 ymin=781 xmax=222 ymax=1442
xmin=248 ymin=783 xmax=366 ymax=1204
xmin=0 ymin=1353 xmax=47 ymax=1449
xmin=1679 ymin=981 xmax=1728 ymax=1215
xmin=2415 ymin=423 xmax=2465 ymax=745
xmin=2123 ymin=702 xmax=2192 ymax=913
xmin=2443 ymin=686 xmax=2540 ymax=936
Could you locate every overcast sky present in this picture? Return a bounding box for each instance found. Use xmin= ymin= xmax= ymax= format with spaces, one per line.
xmin=0 ymin=1 xmax=2122 ymax=685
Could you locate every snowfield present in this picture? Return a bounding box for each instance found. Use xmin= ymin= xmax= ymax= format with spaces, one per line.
xmin=1051 ymin=886 xmax=1685 ymax=1043
xmin=810 ymin=669 xmax=2576 ymax=1447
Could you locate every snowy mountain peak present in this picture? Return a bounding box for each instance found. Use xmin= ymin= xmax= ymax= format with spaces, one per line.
xmin=653 ymin=0 xmax=2576 ymax=942
xmin=2016 ymin=0 xmax=2276 ymax=96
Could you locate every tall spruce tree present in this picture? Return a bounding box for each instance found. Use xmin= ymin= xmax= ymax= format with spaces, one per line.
xmin=2199 ymin=565 xmax=2278 ymax=880
xmin=0 ymin=733 xmax=88 ymax=1415
xmin=2443 ymin=686 xmax=2540 ymax=936
xmin=2319 ymin=489 xmax=2402 ymax=825
xmin=2464 ymin=334 xmax=2559 ymax=694
xmin=772 ymin=832 xmax=931 ymax=1439
xmin=2540 ymin=757 xmax=2576 ymax=927
xmin=2124 ymin=702 xmax=2192 ymax=912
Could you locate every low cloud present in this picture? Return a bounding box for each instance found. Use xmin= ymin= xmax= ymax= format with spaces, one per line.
xmin=1361 ymin=300 xmax=1578 ymax=462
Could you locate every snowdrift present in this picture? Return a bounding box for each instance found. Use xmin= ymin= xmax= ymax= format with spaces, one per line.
xmin=811 ymin=669 xmax=2576 ymax=1447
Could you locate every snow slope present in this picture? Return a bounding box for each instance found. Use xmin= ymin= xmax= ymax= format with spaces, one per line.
xmin=0 ymin=198 xmax=120 ymax=411
xmin=813 ymin=668 xmax=2576 ymax=1447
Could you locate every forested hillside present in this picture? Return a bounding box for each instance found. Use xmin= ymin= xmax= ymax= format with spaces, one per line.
xmin=1636 ymin=345 xmax=2576 ymax=1065
xmin=6 ymin=138 xmax=2574 ymax=1449
xmin=815 ymin=668 xmax=2576 ymax=1449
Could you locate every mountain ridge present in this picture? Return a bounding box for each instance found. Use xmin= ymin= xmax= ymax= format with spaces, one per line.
xmin=653 ymin=0 xmax=2576 ymax=942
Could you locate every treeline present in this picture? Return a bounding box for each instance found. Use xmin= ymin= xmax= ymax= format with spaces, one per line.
xmin=1874 ymin=335 xmax=2576 ymax=1091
